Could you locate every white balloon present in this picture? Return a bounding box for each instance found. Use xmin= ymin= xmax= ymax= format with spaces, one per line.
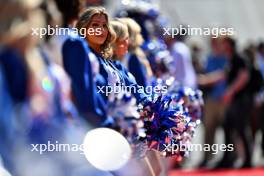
xmin=83 ymin=128 xmax=132 ymax=171
xmin=0 ymin=167 xmax=11 ymax=176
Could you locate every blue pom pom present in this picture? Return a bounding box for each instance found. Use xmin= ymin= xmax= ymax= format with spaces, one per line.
xmin=138 ymin=86 xmax=203 ymax=157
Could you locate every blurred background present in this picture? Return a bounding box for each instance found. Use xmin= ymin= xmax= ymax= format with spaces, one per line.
xmin=1 ymin=0 xmax=264 ymax=176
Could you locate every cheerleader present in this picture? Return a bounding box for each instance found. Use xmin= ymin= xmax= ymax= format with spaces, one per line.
xmin=57 ymin=0 xmax=108 ymax=126
xmin=118 ymin=18 xmax=153 ymax=88
xmin=76 ymin=7 xmax=162 ymax=176
xmin=109 ymin=20 xmax=141 ymax=135
xmin=76 ymin=7 xmax=149 ymax=104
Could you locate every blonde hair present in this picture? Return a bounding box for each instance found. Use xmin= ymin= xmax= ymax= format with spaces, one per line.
xmin=110 ymin=20 xmax=129 ymax=41
xmin=119 ymin=18 xmax=153 ymax=78
xmin=118 ymin=17 xmax=144 ymax=51
xmin=76 ymin=6 xmax=115 ymax=58
xmin=110 ymin=20 xmax=129 ymax=61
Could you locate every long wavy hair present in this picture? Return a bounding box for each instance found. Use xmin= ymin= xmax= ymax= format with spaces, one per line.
xmin=110 ymin=19 xmax=129 ymax=60
xmin=119 ymin=17 xmax=153 ymax=78
xmin=76 ymin=6 xmax=115 ymax=59
xmin=118 ymin=17 xmax=144 ymax=51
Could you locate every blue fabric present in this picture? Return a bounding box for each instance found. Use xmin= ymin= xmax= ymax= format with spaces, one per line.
xmin=205 ymin=54 xmax=227 ymax=99
xmin=0 ymin=47 xmax=29 ymax=103
xmin=114 ymin=60 xmax=148 ymax=102
xmin=128 ymin=53 xmax=148 ymax=87
xmin=258 ymin=55 xmax=264 ymax=79
xmin=62 ymin=30 xmax=107 ymax=123
xmin=92 ymin=51 xmax=148 ymax=104
xmin=0 ymin=63 xmax=15 ymax=173
xmin=206 ymin=55 xmax=227 ymax=72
